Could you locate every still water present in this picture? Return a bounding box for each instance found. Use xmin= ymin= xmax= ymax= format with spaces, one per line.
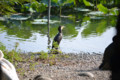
xmin=0 ymin=11 xmax=117 ymax=53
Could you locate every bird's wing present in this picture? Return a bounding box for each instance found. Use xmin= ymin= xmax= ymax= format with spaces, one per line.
xmin=54 ymin=33 xmax=62 ymax=43
xmin=0 ymin=59 xmax=19 ymax=80
xmin=54 ymin=33 xmax=59 ymax=41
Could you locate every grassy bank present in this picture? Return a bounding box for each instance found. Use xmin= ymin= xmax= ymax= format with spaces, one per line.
xmin=0 ymin=42 xmax=70 ymax=75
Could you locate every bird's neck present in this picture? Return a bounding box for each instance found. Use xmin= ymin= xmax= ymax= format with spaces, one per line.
xmin=59 ymin=30 xmax=62 ymax=33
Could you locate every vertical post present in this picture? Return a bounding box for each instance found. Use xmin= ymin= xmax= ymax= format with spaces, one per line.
xmin=47 ymin=0 xmax=51 ymax=49
xmin=60 ymin=5 xmax=61 ymax=17
xmin=48 ymin=0 xmax=51 ymax=25
xmin=96 ymin=0 xmax=97 ymax=6
xmin=93 ymin=0 xmax=95 ymax=11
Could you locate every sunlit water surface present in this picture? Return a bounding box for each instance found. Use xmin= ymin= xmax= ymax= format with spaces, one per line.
xmin=0 ymin=11 xmax=116 ymax=54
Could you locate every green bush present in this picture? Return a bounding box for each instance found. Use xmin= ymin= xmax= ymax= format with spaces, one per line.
xmin=39 ymin=51 xmax=48 ymax=60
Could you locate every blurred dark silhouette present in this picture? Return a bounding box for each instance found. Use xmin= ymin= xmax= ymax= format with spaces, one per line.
xmin=110 ymin=13 xmax=120 ymax=80
xmin=99 ymin=15 xmax=120 ymax=71
xmin=99 ymin=13 xmax=120 ymax=80
xmin=99 ymin=42 xmax=115 ymax=70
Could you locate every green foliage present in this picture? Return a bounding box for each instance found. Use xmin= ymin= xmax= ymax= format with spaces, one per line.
xmin=97 ymin=4 xmax=109 ymax=14
xmin=0 ymin=42 xmax=22 ymax=63
xmin=39 ymin=51 xmax=48 ymax=60
xmin=0 ymin=42 xmax=6 ymax=51
xmin=83 ymin=0 xmax=94 ymax=6
xmin=30 ymin=2 xmax=47 ymax=12
xmin=15 ymin=42 xmax=19 ymax=51
xmin=17 ymin=68 xmax=25 ymax=76
xmin=49 ymin=54 xmax=56 ymax=59
xmin=29 ymin=62 xmax=38 ymax=70
xmin=0 ymin=2 xmax=15 ymax=15
xmin=49 ymin=60 xmax=56 ymax=66
xmin=62 ymin=0 xmax=75 ymax=6
xmin=51 ymin=0 xmax=75 ymax=6
xmin=4 ymin=50 xmax=23 ymax=62
xmin=110 ymin=7 xmax=119 ymax=15
xmin=82 ymin=16 xmax=90 ymax=22
xmin=50 ymin=49 xmax=62 ymax=54
xmin=0 ymin=0 xmax=37 ymax=15
xmin=21 ymin=2 xmax=47 ymax=13
xmin=96 ymin=4 xmax=119 ymax=15
xmin=52 ymin=0 xmax=58 ymax=3
xmin=0 ymin=0 xmax=47 ymax=15
xmin=57 ymin=54 xmax=69 ymax=58
xmin=52 ymin=41 xmax=59 ymax=49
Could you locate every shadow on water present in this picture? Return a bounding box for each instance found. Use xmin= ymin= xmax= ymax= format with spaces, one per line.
xmin=0 ymin=10 xmax=117 ymax=53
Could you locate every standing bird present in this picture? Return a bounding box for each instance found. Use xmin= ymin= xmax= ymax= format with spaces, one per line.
xmin=52 ymin=26 xmax=64 ymax=50
xmin=0 ymin=50 xmax=19 ymax=80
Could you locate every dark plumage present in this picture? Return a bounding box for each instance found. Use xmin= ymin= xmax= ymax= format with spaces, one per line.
xmin=52 ymin=26 xmax=64 ymax=49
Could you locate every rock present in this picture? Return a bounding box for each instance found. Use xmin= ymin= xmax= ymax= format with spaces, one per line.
xmin=78 ymin=72 xmax=94 ymax=78
xmin=33 ymin=75 xmax=52 ymax=80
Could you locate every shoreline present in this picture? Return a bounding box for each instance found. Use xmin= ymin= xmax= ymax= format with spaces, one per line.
xmin=16 ymin=53 xmax=111 ymax=80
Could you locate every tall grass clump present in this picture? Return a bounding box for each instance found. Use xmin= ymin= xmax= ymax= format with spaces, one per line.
xmin=0 ymin=42 xmax=22 ymax=63
xmin=39 ymin=51 xmax=48 ymax=60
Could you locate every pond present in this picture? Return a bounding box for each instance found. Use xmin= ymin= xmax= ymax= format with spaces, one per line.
xmin=0 ymin=9 xmax=117 ymax=54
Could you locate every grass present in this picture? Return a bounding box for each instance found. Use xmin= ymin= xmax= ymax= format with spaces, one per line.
xmin=0 ymin=42 xmax=70 ymax=75
xmin=29 ymin=62 xmax=38 ymax=71
xmin=39 ymin=51 xmax=48 ymax=60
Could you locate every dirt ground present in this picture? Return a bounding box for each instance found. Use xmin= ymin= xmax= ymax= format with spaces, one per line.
xmin=16 ymin=53 xmax=111 ymax=80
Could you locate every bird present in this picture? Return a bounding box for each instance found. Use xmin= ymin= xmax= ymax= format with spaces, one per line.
xmin=52 ymin=26 xmax=64 ymax=50
xmin=0 ymin=50 xmax=19 ymax=80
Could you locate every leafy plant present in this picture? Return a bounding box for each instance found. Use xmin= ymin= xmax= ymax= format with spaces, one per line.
xmin=39 ymin=51 xmax=48 ymax=60
xmin=0 ymin=0 xmax=37 ymax=15
xmin=51 ymin=0 xmax=75 ymax=16
xmin=52 ymin=41 xmax=59 ymax=49
xmin=97 ymin=4 xmax=108 ymax=14
xmin=50 ymin=49 xmax=62 ymax=54
xmin=83 ymin=0 xmax=94 ymax=6
xmin=49 ymin=54 xmax=56 ymax=60
xmin=110 ymin=7 xmax=119 ymax=15
xmin=21 ymin=1 xmax=47 ymax=13
xmin=0 ymin=42 xmax=6 ymax=51
xmin=4 ymin=50 xmax=23 ymax=62
xmin=97 ymin=4 xmax=119 ymax=15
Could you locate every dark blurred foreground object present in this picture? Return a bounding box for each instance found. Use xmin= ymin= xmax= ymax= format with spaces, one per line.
xmin=52 ymin=26 xmax=64 ymax=50
xmin=0 ymin=50 xmax=19 ymax=80
xmin=99 ymin=13 xmax=120 ymax=80
xmin=99 ymin=13 xmax=120 ymax=70
xmin=99 ymin=42 xmax=115 ymax=70
xmin=110 ymin=13 xmax=120 ymax=80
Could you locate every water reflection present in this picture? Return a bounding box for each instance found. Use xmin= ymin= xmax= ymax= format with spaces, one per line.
xmin=81 ymin=16 xmax=116 ymax=38
xmin=0 ymin=12 xmax=117 ymax=53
